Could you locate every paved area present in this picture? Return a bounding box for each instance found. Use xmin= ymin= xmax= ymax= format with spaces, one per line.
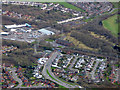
xmin=42 ymin=51 xmax=78 ymax=88
xmin=68 ymin=56 xmax=79 ymax=72
xmin=91 ymin=61 xmax=99 ymax=80
xmin=7 ymin=67 xmax=23 ymax=88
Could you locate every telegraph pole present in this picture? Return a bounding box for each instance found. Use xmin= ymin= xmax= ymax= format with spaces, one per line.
xmin=34 ymin=44 xmax=37 ymax=54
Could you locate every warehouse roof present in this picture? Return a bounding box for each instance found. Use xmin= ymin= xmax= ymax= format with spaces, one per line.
xmin=4 ymin=23 xmax=31 ymax=29
xmin=1 ymin=32 xmax=9 ymax=35
xmin=38 ymin=28 xmax=55 ymax=35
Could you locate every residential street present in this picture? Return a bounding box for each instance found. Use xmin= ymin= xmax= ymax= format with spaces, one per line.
xmin=1 ymin=1 xmax=119 ymax=89
xmin=68 ymin=56 xmax=79 ymax=72
xmin=7 ymin=67 xmax=23 ymax=88
xmin=91 ymin=61 xmax=99 ymax=80
xmin=42 ymin=51 xmax=78 ymax=88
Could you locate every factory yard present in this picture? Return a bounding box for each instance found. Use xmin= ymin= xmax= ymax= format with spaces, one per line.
xmin=1 ymin=23 xmax=58 ymax=43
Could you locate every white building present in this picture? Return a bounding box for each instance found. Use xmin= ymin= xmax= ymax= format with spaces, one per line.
xmin=38 ymin=28 xmax=55 ymax=35
xmin=0 ymin=32 xmax=9 ymax=35
xmin=38 ymin=58 xmax=48 ymax=64
xmin=4 ymin=23 xmax=31 ymax=29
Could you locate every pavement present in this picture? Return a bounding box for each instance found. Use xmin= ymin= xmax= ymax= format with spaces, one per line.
xmin=68 ymin=56 xmax=79 ymax=72
xmin=4 ymin=52 xmax=82 ymax=88
xmin=6 ymin=67 xmax=23 ymax=88
xmin=91 ymin=61 xmax=99 ymax=80
xmin=42 ymin=51 xmax=79 ymax=88
xmin=21 ymin=84 xmax=46 ymax=88
xmin=108 ymin=8 xmax=118 ymax=14
xmin=7 ymin=67 xmax=48 ymax=88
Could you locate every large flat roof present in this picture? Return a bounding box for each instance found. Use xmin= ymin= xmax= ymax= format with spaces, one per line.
xmin=4 ymin=23 xmax=31 ymax=29
xmin=1 ymin=32 xmax=9 ymax=35
xmin=5 ymin=24 xmax=26 ymax=29
xmin=38 ymin=28 xmax=55 ymax=35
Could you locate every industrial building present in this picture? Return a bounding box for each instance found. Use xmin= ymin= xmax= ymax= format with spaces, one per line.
xmin=0 ymin=32 xmax=9 ymax=36
xmin=38 ymin=28 xmax=55 ymax=35
xmin=4 ymin=23 xmax=31 ymax=29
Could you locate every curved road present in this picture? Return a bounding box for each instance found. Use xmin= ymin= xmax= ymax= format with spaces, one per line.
xmin=7 ymin=67 xmax=23 ymax=88
xmin=42 ymin=51 xmax=79 ymax=88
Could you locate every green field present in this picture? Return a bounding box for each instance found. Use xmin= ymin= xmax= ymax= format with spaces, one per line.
xmin=111 ymin=2 xmax=119 ymax=8
xmin=45 ymin=39 xmax=54 ymax=42
xmin=46 ymin=69 xmax=58 ymax=81
xmin=102 ymin=15 xmax=119 ymax=37
xmin=58 ymin=85 xmax=66 ymax=88
xmin=54 ymin=2 xmax=85 ymax=12
xmin=46 ymin=69 xmax=66 ymax=88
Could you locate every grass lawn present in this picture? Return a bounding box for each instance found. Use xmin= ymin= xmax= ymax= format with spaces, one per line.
xmin=102 ymin=14 xmax=119 ymax=37
xmin=45 ymin=39 xmax=54 ymax=42
xmin=46 ymin=69 xmax=58 ymax=81
xmin=54 ymin=2 xmax=85 ymax=12
xmin=111 ymin=2 xmax=120 ymax=8
xmin=57 ymin=46 xmax=63 ymax=48
xmin=56 ymin=75 xmax=79 ymax=86
xmin=30 ymin=77 xmax=36 ymax=80
xmin=51 ymin=67 xmax=57 ymax=70
xmin=111 ymin=9 xmax=118 ymax=14
xmin=46 ymin=69 xmax=67 ymax=88
xmin=84 ymin=18 xmax=93 ymax=22
xmin=58 ymin=85 xmax=66 ymax=88
xmin=83 ymin=8 xmax=118 ymax=23
xmin=46 ymin=69 xmax=75 ymax=88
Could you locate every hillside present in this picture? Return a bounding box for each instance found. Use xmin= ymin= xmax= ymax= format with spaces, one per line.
xmin=102 ymin=14 xmax=119 ymax=37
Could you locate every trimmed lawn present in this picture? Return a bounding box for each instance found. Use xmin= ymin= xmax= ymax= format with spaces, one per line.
xmin=51 ymin=67 xmax=57 ymax=70
xmin=46 ymin=69 xmax=57 ymax=81
xmin=55 ymin=2 xmax=85 ymax=12
xmin=56 ymin=76 xmax=78 ymax=86
xmin=46 ymin=69 xmax=67 ymax=88
xmin=57 ymin=46 xmax=63 ymax=48
xmin=84 ymin=18 xmax=93 ymax=22
xmin=111 ymin=9 xmax=118 ymax=14
xmin=111 ymin=2 xmax=120 ymax=8
xmin=58 ymin=85 xmax=66 ymax=88
xmin=45 ymin=39 xmax=54 ymax=42
xmin=102 ymin=15 xmax=119 ymax=37
xmin=46 ymin=69 xmax=72 ymax=88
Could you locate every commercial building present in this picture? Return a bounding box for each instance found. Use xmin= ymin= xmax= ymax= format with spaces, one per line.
xmin=4 ymin=23 xmax=31 ymax=29
xmin=38 ymin=28 xmax=55 ymax=35
xmin=0 ymin=32 xmax=9 ymax=36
